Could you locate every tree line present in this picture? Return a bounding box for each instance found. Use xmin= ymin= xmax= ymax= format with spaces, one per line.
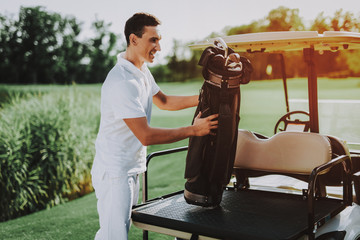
xmin=154 ymin=7 xmax=360 ymax=81
xmin=1 ymin=6 xmax=360 ymax=84
xmin=0 ymin=6 xmax=123 ymax=84
xmin=225 ymin=7 xmax=360 ymax=80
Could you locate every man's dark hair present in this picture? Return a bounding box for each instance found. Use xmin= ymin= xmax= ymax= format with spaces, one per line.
xmin=125 ymin=13 xmax=161 ymax=46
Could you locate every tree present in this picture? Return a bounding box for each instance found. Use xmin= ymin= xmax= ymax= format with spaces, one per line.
xmin=226 ymin=20 xmax=266 ymax=35
xmin=53 ymin=17 xmax=87 ymax=84
xmin=310 ymin=12 xmax=330 ymax=33
xmin=165 ymin=39 xmax=202 ymax=82
xmin=311 ymin=9 xmax=360 ymax=33
xmin=83 ymin=19 xmax=123 ymax=83
xmin=0 ymin=7 xmax=88 ymax=84
xmin=266 ymin=6 xmax=305 ymax=31
xmin=311 ymin=10 xmax=360 ymax=77
xmin=330 ymin=10 xmax=360 ymax=76
xmin=0 ymin=6 xmax=124 ymax=84
xmin=16 ymin=7 xmax=66 ymax=83
xmin=0 ymin=14 xmax=19 ymax=83
xmin=330 ymin=9 xmax=360 ymax=32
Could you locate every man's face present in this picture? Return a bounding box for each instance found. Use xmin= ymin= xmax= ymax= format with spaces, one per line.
xmin=136 ymin=26 xmax=161 ymax=63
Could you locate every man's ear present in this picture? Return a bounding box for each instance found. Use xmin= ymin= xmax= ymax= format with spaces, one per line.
xmin=129 ymin=33 xmax=138 ymax=46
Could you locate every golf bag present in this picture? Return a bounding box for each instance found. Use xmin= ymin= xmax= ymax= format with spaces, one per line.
xmin=184 ymin=39 xmax=253 ymax=207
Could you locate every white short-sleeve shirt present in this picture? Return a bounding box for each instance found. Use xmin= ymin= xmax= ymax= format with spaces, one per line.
xmin=91 ymin=52 xmax=160 ymax=177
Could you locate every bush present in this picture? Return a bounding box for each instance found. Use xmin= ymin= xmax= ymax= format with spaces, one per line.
xmin=0 ymin=85 xmax=48 ymax=108
xmin=0 ymin=86 xmax=100 ymax=221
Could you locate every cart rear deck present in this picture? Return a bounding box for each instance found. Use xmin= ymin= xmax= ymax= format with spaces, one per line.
xmin=132 ymin=188 xmax=346 ymax=240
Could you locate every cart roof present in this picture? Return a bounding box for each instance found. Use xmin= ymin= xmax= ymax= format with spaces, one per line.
xmin=190 ymin=31 xmax=360 ymax=53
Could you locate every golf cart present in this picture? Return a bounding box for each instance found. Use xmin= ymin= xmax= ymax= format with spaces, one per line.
xmin=131 ymin=31 xmax=360 ymax=240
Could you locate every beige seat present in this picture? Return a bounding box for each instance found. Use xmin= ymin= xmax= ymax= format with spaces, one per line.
xmin=233 ymin=129 xmax=352 ymax=198
xmin=234 ymin=130 xmax=333 ymax=175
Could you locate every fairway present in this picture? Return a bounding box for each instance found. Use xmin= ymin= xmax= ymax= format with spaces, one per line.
xmin=0 ymin=78 xmax=359 ymax=240
xmin=290 ymin=99 xmax=360 ymax=147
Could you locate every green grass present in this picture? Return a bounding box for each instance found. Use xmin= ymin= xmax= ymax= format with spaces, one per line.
xmin=1 ymin=78 xmax=360 ymax=240
xmin=0 ymin=193 xmax=98 ymax=239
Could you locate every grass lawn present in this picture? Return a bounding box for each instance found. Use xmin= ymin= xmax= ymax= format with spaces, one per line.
xmin=1 ymin=78 xmax=359 ymax=239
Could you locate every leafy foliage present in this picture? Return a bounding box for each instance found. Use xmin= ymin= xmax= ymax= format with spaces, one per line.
xmin=0 ymin=6 xmax=123 ymax=84
xmin=0 ymin=86 xmax=100 ymax=221
xmin=223 ymin=6 xmax=360 ymax=80
xmin=83 ymin=20 xmax=120 ymax=83
xmin=266 ymin=6 xmax=305 ymax=31
xmin=1 ymin=6 xmax=360 ymax=84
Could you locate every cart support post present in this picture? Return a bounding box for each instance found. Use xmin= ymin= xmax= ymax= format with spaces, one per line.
xmin=303 ymin=47 xmax=319 ymax=133
xmin=142 ymin=171 xmax=149 ymax=240
xmin=279 ymin=53 xmax=290 ymax=113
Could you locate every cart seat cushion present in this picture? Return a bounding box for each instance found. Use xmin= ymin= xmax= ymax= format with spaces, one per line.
xmin=234 ymin=130 xmax=332 ymax=174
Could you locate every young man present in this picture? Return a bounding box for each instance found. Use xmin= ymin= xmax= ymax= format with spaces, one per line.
xmin=91 ymin=13 xmax=218 ymax=239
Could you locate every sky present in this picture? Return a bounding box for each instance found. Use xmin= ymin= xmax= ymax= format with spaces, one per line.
xmin=2 ymin=0 xmax=360 ymax=64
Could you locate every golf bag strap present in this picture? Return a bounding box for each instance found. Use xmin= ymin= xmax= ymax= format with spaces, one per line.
xmin=209 ymin=85 xmax=237 ymax=183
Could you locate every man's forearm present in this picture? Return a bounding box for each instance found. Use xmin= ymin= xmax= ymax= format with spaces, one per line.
xmin=141 ymin=126 xmax=195 ymax=146
xmin=162 ymin=95 xmax=198 ymax=111
xmin=124 ymin=113 xmax=217 ymax=147
xmin=154 ymin=92 xmax=198 ymax=111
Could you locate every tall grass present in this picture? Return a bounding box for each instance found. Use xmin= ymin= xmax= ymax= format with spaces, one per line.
xmin=0 ymin=86 xmax=100 ymax=221
xmin=0 ymin=85 xmax=47 ymax=108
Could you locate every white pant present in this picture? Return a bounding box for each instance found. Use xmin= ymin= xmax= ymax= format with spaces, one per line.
xmin=92 ymin=172 xmax=140 ymax=240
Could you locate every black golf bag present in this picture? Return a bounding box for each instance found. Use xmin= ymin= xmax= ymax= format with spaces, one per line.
xmin=184 ymin=39 xmax=253 ymax=207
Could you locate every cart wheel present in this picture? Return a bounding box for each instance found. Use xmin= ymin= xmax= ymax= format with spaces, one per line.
xmin=274 ymin=111 xmax=310 ymax=134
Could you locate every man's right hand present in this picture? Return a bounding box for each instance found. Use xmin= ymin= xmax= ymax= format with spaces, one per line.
xmin=192 ymin=111 xmax=219 ymax=136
